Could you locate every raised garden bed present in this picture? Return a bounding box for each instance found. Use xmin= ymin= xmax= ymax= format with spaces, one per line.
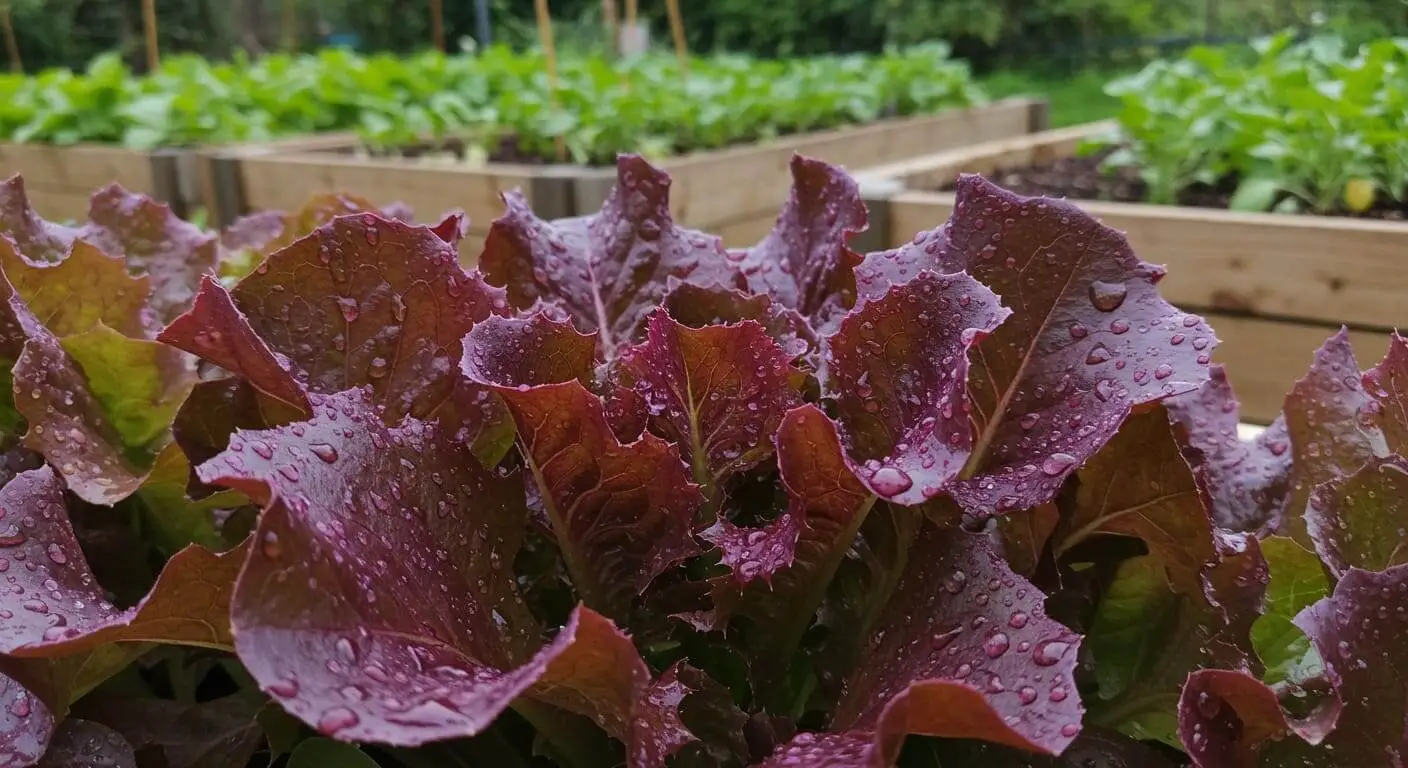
xmin=855 ymin=120 xmax=1408 ymax=423
xmin=206 ymin=98 xmax=1048 ymax=258
xmin=0 ymin=142 xmax=189 ymax=221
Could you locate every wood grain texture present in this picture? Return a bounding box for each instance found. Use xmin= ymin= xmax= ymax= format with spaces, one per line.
xmin=888 ymin=190 xmax=1408 ymax=332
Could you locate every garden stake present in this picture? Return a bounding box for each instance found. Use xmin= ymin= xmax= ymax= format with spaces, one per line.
xmin=142 ymin=0 xmax=159 ymax=71
xmin=665 ymin=0 xmax=688 ymax=76
xmin=431 ymin=0 xmax=445 ymax=52
xmin=533 ymin=0 xmax=568 ymax=163
xmin=603 ymin=0 xmax=619 ymax=57
xmin=281 ymin=0 xmax=299 ymax=52
xmin=0 ymin=2 xmax=19 ymax=73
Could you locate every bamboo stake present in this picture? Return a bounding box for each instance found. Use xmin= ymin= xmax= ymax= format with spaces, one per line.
xmin=624 ymin=0 xmax=637 ymax=53
xmin=430 ymin=0 xmax=445 ymax=52
xmin=281 ymin=0 xmax=299 ymax=52
xmin=533 ymin=0 xmax=567 ymax=163
xmin=602 ymin=0 xmax=619 ymax=58
xmin=664 ymin=0 xmax=688 ymax=76
xmin=142 ymin=0 xmax=159 ymax=72
xmin=0 ymin=3 xmax=20 ymax=74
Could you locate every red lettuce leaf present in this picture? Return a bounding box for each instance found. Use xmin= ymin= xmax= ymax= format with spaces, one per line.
xmin=1307 ymin=455 xmax=1408 ymax=577
xmin=994 ymin=504 xmax=1059 ymax=577
xmin=157 ymin=276 xmax=309 ymax=412
xmin=12 ymin=334 xmax=149 ymax=505
xmin=0 ymin=666 xmax=55 ymax=767
xmin=0 ymin=466 xmax=242 ymax=655
xmin=199 ymin=387 xmax=543 ymax=745
xmin=0 ymin=238 xmax=151 ymax=339
xmin=831 ymin=524 xmax=1086 ymax=757
xmin=1292 ymin=563 xmax=1408 ymax=764
xmin=1362 ymin=331 xmax=1408 ymax=449
xmin=731 ymin=156 xmax=867 ymax=324
xmin=481 ymin=155 xmax=739 ymax=361
xmin=825 ymin=270 xmax=1008 ymax=504
xmin=1056 ymin=405 xmax=1215 ymax=593
xmin=1178 ymin=669 xmax=1317 ymax=768
xmin=699 ymin=405 xmax=876 ymax=701
xmin=662 ymin=283 xmax=817 ymax=364
xmin=1282 ymin=330 xmax=1407 ymax=542
xmin=218 ymin=210 xmax=287 ymax=257
xmin=198 ymin=388 xmax=708 ymax=757
xmin=856 ymin=175 xmax=1215 ymax=516
xmin=464 ymin=315 xmax=702 ymax=620
xmin=34 ymin=719 xmax=135 ymax=768
xmin=926 ymin=726 xmax=1185 ymax=767
xmin=617 ymin=311 xmax=802 ymax=511
xmin=0 ymin=176 xmax=75 ymax=264
xmin=169 ymin=378 xmax=305 ymax=500
xmin=1166 ymin=365 xmax=1291 ymax=533
xmin=167 ymin=213 xmax=507 ymax=423
xmin=77 ymin=695 xmax=263 ymax=768
xmin=78 ymin=185 xmax=217 ymax=324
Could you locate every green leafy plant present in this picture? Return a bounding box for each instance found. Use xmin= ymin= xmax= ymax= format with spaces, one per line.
xmin=1104 ymin=31 xmax=1408 ymax=214
xmin=0 ymin=44 xmax=981 ymax=165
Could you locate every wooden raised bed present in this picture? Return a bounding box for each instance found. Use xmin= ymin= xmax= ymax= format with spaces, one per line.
xmin=0 ymin=142 xmax=189 ymax=221
xmin=202 ymin=98 xmax=1048 ymax=260
xmin=854 ymin=122 xmax=1408 ymax=424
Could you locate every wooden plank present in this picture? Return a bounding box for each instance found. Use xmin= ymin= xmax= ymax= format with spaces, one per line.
xmin=233 ymin=152 xmax=561 ymax=231
xmin=1206 ymin=314 xmax=1389 ymax=425
xmin=714 ymin=210 xmax=778 ymax=248
xmin=863 ymin=120 xmax=1114 ymax=191
xmin=657 ymin=99 xmax=1041 ymax=230
xmin=887 ymin=191 xmax=1408 ymax=332
xmin=0 ymin=142 xmax=161 ymax=220
xmin=0 ymin=142 xmax=157 ymax=192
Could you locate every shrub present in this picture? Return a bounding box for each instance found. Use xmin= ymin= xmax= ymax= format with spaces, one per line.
xmin=0 ymin=154 xmax=1401 ymax=767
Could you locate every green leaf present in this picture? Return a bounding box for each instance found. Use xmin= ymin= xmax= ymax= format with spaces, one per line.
xmin=1228 ymin=175 xmax=1282 ymax=212
xmin=287 ymin=738 xmax=381 ymax=768
xmin=1251 ymin=537 xmax=1329 ymax=690
xmin=59 ymin=323 xmax=196 ymax=454
xmin=1087 ymin=556 xmax=1182 ymax=702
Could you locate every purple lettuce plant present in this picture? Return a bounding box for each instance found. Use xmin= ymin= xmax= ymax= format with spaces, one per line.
xmin=0 ymin=152 xmax=1401 ymax=768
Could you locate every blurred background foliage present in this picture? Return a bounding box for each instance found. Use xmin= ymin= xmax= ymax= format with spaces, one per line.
xmin=4 ymin=0 xmax=1405 ymax=74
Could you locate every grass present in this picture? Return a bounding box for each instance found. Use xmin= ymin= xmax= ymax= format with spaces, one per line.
xmin=978 ymin=68 xmax=1133 ymax=127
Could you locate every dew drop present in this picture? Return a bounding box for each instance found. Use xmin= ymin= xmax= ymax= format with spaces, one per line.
xmin=1041 ymin=453 xmax=1077 ymax=476
xmin=310 ymin=443 xmax=339 ymax=463
xmin=983 ymin=632 xmax=1011 ymax=658
xmin=268 ymin=678 xmax=300 ymax=698
xmin=1088 ymin=280 xmax=1127 ymax=312
xmin=1033 ymin=639 xmax=1071 ymax=666
xmin=45 ymin=544 xmax=66 ymax=565
xmin=317 ymin=707 xmax=360 ymax=735
xmin=869 ymin=466 xmax=913 ymax=497
xmin=1018 ymin=686 xmax=1038 ymax=705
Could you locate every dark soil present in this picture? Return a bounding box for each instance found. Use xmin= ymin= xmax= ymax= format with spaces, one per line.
xmin=941 ymin=145 xmax=1408 ymax=221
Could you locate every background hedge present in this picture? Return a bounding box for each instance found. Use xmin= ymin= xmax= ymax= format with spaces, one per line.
xmin=5 ymin=0 xmax=1405 ymax=74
